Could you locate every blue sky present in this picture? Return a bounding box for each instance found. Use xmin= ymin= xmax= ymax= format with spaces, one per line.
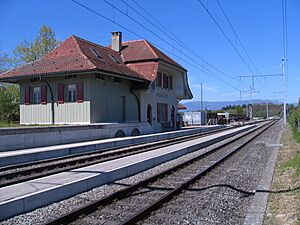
xmin=0 ymin=0 xmax=299 ymax=103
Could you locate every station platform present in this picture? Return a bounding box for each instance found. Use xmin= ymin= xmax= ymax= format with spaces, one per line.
xmin=0 ymin=124 xmax=256 ymax=220
xmin=0 ymin=125 xmax=224 ymax=167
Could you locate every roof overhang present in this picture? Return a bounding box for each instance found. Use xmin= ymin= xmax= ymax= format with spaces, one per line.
xmin=0 ymin=68 xmax=149 ymax=84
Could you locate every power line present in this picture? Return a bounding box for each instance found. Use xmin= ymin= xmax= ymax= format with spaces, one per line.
xmin=216 ymin=0 xmax=260 ymax=74
xmin=197 ymin=0 xmax=257 ymax=76
xmin=71 ymin=0 xmax=240 ymax=91
xmin=213 ymin=0 xmax=278 ymax=99
xmin=216 ymin=0 xmax=279 ymax=98
xmin=100 ymin=0 xmax=241 ymax=90
xmin=123 ymin=0 xmax=240 ymax=83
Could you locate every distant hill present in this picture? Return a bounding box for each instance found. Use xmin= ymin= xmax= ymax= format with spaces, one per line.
xmin=181 ymin=99 xmax=282 ymax=111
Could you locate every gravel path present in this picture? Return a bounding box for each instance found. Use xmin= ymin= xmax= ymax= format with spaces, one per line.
xmin=141 ymin=120 xmax=282 ymax=225
xmin=0 ymin=123 xmax=266 ymax=225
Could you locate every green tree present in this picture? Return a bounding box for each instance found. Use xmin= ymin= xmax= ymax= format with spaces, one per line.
xmin=0 ymin=48 xmax=20 ymax=123
xmin=14 ymin=25 xmax=60 ymax=64
xmin=235 ymin=105 xmax=244 ymax=115
xmin=0 ymin=47 xmax=14 ymax=71
xmin=0 ymin=84 xmax=20 ymax=122
xmin=0 ymin=25 xmax=60 ymax=124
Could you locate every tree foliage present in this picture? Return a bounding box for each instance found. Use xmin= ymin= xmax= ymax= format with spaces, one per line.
xmin=0 ymin=83 xmax=20 ymax=122
xmin=14 ymin=25 xmax=60 ymax=64
xmin=0 ymin=25 xmax=60 ymax=124
xmin=289 ymin=100 xmax=300 ymax=132
xmin=0 ymin=47 xmax=14 ymax=71
xmin=0 ymin=48 xmax=19 ymax=122
xmin=221 ymin=104 xmax=245 ymax=115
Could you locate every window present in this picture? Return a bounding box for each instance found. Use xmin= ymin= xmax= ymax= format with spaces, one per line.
xmin=109 ymin=54 xmax=121 ymax=64
xmin=114 ymin=77 xmax=121 ymax=82
xmin=67 ymin=84 xmax=76 ymax=102
xmin=33 ymin=87 xmax=41 ymax=104
xmin=25 ymin=87 xmax=30 ymax=105
xmin=65 ymin=74 xmax=77 ymax=79
xmin=169 ymin=76 xmax=173 ymax=90
xmin=163 ymin=73 xmax=168 ymax=89
xmin=96 ymin=74 xmax=104 ymax=80
xmin=157 ymin=103 xmax=168 ymax=123
xmin=90 ymin=48 xmax=103 ymax=60
xmin=156 ymin=72 xmax=162 ymax=87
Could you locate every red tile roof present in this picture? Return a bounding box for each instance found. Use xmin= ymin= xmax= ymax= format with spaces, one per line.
xmin=121 ymin=40 xmax=186 ymax=71
xmin=127 ymin=61 xmax=159 ymax=81
xmin=178 ymin=103 xmax=187 ymax=110
xmin=0 ymin=36 xmax=147 ymax=82
xmin=0 ymin=36 xmax=186 ymax=83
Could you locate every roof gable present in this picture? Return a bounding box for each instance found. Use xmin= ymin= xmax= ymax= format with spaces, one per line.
xmin=0 ymin=36 xmax=147 ymax=82
xmin=121 ymin=40 xmax=186 ymax=71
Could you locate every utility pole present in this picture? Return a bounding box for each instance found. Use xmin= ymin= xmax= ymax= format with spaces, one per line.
xmin=200 ymin=82 xmax=203 ymax=111
xmin=239 ymin=73 xmax=283 ymax=121
xmin=266 ymin=100 xmax=269 ymax=119
xmin=282 ymin=58 xmax=287 ymax=125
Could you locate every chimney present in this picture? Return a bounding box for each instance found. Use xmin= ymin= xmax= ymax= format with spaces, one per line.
xmin=111 ymin=31 xmax=122 ymax=52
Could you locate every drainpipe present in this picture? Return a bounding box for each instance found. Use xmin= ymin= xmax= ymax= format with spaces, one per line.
xmin=130 ymin=88 xmax=141 ymax=122
xmin=40 ymin=76 xmax=55 ymax=124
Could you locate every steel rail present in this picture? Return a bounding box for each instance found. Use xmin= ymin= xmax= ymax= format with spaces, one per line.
xmin=44 ymin=120 xmax=276 ymax=225
xmin=0 ymin=126 xmax=237 ymax=188
xmin=121 ymin=120 xmax=277 ymax=225
xmin=1 ymin=120 xmax=264 ymax=173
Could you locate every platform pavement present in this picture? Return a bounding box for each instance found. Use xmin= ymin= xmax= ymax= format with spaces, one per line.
xmin=0 ymin=125 xmax=224 ymax=167
xmin=0 ymin=125 xmax=257 ymax=221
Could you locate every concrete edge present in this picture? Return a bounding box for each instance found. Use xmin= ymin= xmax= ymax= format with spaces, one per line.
xmin=0 ymin=126 xmax=230 ymax=167
xmin=0 ymin=125 xmax=253 ymax=221
xmin=243 ymin=122 xmax=283 ymax=225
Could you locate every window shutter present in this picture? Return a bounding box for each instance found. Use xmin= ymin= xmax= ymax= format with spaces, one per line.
xmin=76 ymin=82 xmax=83 ymax=103
xmin=58 ymin=84 xmax=64 ymax=104
xmin=41 ymin=86 xmax=47 ymax=104
xmin=25 ymin=87 xmax=30 ymax=105
xmin=157 ymin=103 xmax=161 ymax=123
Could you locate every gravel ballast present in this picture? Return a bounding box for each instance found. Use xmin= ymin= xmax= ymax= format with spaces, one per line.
xmin=0 ymin=122 xmax=270 ymax=225
xmin=141 ymin=120 xmax=282 ymax=225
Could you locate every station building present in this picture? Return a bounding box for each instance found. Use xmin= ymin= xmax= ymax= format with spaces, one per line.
xmin=0 ymin=32 xmax=193 ymax=132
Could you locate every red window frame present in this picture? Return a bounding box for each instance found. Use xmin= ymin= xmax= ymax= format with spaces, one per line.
xmin=76 ymin=82 xmax=83 ymax=103
xmin=58 ymin=84 xmax=64 ymax=104
xmin=41 ymin=86 xmax=47 ymax=104
xmin=25 ymin=87 xmax=30 ymax=105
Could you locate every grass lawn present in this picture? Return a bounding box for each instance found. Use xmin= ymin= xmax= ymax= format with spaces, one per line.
xmin=292 ymin=126 xmax=300 ymax=143
xmin=0 ymin=121 xmax=21 ymax=127
xmin=264 ymin=124 xmax=300 ymax=225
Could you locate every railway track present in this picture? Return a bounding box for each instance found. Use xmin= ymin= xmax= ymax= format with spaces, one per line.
xmin=0 ymin=125 xmax=238 ymax=187
xmin=44 ymin=119 xmax=277 ymax=225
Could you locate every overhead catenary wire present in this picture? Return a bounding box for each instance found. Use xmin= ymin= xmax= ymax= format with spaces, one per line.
xmin=215 ymin=0 xmax=268 ymax=99
xmin=216 ymin=0 xmax=260 ymax=75
xmin=102 ymin=0 xmax=240 ymax=90
xmin=197 ymin=0 xmax=257 ymax=76
xmin=122 ymin=0 xmax=240 ymax=83
xmin=214 ymin=0 xmax=278 ymax=100
xmin=72 ymin=0 xmax=241 ymax=91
